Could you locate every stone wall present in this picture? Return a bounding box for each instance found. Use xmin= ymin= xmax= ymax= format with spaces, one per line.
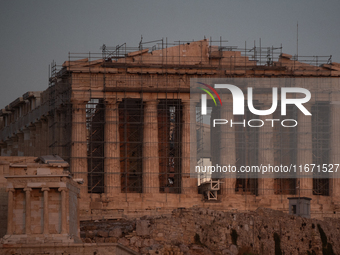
xmin=80 ymin=207 xmax=340 ymax=255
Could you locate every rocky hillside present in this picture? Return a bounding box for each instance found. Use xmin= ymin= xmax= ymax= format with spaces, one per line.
xmin=80 ymin=207 xmax=340 ymax=255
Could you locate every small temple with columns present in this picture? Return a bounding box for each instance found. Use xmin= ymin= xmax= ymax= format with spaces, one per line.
xmin=2 ymin=155 xmax=81 ymax=244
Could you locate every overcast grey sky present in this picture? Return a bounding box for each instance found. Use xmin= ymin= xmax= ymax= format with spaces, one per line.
xmin=1 ymin=0 xmax=339 ymax=107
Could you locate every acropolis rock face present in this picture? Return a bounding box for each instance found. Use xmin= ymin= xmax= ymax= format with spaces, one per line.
xmin=80 ymin=207 xmax=340 ymax=255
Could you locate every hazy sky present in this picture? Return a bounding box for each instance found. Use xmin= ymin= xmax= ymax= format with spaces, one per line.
xmin=1 ymin=0 xmax=339 ymax=108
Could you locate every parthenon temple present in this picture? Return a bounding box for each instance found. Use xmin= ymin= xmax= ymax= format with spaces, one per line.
xmin=1 ymin=39 xmax=340 ymax=224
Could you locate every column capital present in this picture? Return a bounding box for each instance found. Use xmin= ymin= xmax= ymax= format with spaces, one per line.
xmin=71 ymin=99 xmax=88 ymax=110
xmin=104 ymin=98 xmax=121 ymax=105
xmin=40 ymin=115 xmax=48 ymax=122
xmin=144 ymin=100 xmax=159 ymax=113
xmin=61 ymin=177 xmax=68 ymax=182
xmin=58 ymin=187 xmax=68 ymax=192
xmin=41 ymin=187 xmax=50 ymax=192
xmin=71 ymin=99 xmax=88 ymax=105
xmin=10 ymin=135 xmax=18 ymax=143
xmin=24 ymin=187 xmax=32 ymax=192
xmin=28 ymin=125 xmax=36 ymax=131
xmin=16 ymin=132 xmax=24 ymax=138
xmin=6 ymin=188 xmax=15 ymax=193
xmin=34 ymin=121 xmax=42 ymax=128
xmin=182 ymin=100 xmax=198 ymax=106
xmin=5 ymin=140 xmax=13 ymax=149
xmin=182 ymin=100 xmax=191 ymax=106
xmin=221 ymin=102 xmax=233 ymax=110
xmin=261 ymin=103 xmax=276 ymax=110
xmin=144 ymin=99 xmax=159 ymax=105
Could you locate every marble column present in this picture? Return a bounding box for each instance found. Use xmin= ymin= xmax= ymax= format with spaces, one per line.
xmin=47 ymin=115 xmax=55 ymax=155
xmin=41 ymin=117 xmax=49 ymax=156
xmin=17 ymin=132 xmax=24 ymax=156
xmin=77 ymin=193 xmax=80 ymax=237
xmin=11 ymin=135 xmax=18 ymax=156
xmin=59 ymin=111 xmax=65 ymax=157
xmin=29 ymin=125 xmax=36 ymax=156
xmin=24 ymin=187 xmax=32 ymax=234
xmin=58 ymin=187 xmax=68 ymax=234
xmin=297 ymin=104 xmax=313 ymax=196
xmin=181 ymin=101 xmax=197 ymax=194
xmin=71 ymin=100 xmax=88 ymax=196
xmin=42 ymin=187 xmax=50 ymax=234
xmin=220 ymin=102 xmax=236 ymax=195
xmin=331 ymin=101 xmax=340 ymax=199
xmin=258 ymin=113 xmax=275 ymax=195
xmin=0 ymin=141 xmax=7 ymax=156
xmin=104 ymin=99 xmax=121 ymax=195
xmin=23 ymin=128 xmax=30 ymax=156
xmin=35 ymin=121 xmax=42 ymax=157
xmin=143 ymin=100 xmax=159 ymax=193
xmin=6 ymin=188 xmax=15 ymax=235
xmin=5 ymin=139 xmax=12 ymax=156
